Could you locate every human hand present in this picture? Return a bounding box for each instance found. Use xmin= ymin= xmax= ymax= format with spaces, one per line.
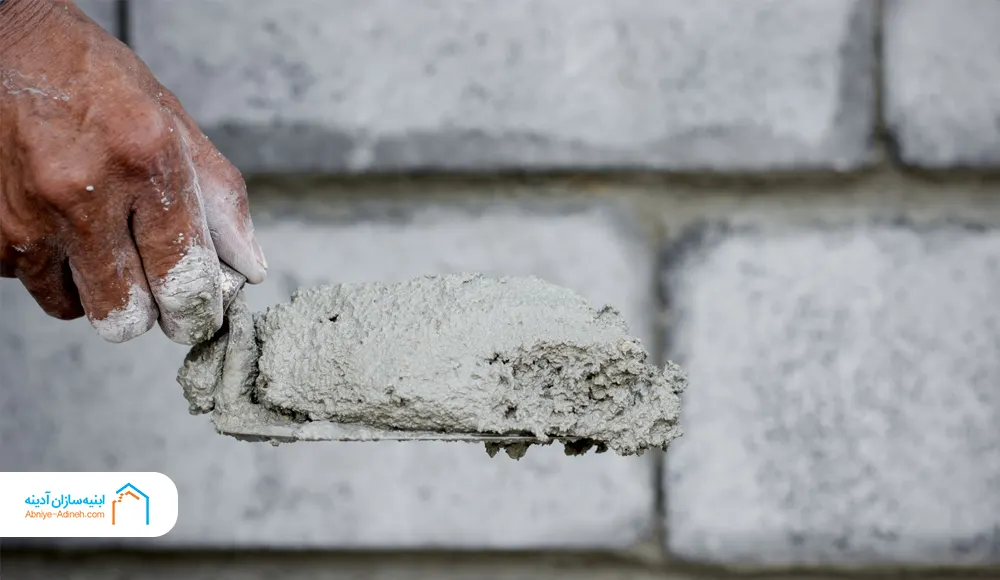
xmin=0 ymin=0 xmax=267 ymax=345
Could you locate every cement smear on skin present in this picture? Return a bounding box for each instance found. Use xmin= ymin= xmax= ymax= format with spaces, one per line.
xmin=177 ymin=273 xmax=687 ymax=458
xmin=154 ymin=245 xmax=223 ymax=345
xmin=90 ymin=283 xmax=157 ymax=343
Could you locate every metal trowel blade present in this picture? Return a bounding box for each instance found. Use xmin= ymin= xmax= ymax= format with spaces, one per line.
xmin=213 ymin=413 xmax=558 ymax=444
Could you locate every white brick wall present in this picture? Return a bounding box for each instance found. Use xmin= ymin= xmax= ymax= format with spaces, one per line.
xmin=128 ymin=0 xmax=876 ymax=173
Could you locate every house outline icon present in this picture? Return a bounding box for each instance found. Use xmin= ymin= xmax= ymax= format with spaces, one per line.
xmin=112 ymin=483 xmax=149 ymax=526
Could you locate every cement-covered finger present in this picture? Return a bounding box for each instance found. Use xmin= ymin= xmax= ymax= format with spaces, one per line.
xmin=132 ymin=124 xmax=223 ymax=346
xmin=66 ymin=228 xmax=159 ymax=343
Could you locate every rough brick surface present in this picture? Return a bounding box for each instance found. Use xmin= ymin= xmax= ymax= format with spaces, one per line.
xmin=76 ymin=0 xmax=117 ymax=36
xmin=129 ymin=0 xmax=875 ymax=173
xmin=662 ymin=223 xmax=1000 ymax=564
xmin=0 ymin=201 xmax=657 ymax=549
xmin=883 ymin=0 xmax=1000 ymax=168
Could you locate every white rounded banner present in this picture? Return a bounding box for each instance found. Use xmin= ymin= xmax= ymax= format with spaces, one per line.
xmin=0 ymin=472 xmax=178 ymax=537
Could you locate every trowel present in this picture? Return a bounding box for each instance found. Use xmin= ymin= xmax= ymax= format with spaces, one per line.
xmin=180 ymin=264 xmax=684 ymax=458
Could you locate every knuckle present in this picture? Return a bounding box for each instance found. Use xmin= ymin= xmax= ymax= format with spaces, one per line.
xmin=20 ymin=133 xmax=106 ymax=224
xmin=107 ymin=104 xmax=176 ymax=165
xmin=24 ymin=166 xmax=106 ymax=228
xmin=31 ymin=164 xmax=99 ymax=203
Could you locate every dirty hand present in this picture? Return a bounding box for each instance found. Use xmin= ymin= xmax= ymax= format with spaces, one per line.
xmin=0 ymin=0 xmax=267 ymax=345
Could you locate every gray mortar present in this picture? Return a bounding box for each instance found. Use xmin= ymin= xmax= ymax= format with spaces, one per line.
xmin=177 ymin=273 xmax=686 ymax=458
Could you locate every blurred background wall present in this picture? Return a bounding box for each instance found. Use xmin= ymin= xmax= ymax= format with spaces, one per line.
xmin=3 ymin=0 xmax=1000 ymax=578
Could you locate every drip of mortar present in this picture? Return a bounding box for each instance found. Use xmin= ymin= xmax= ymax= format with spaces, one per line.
xmin=176 ymin=265 xmax=687 ymax=459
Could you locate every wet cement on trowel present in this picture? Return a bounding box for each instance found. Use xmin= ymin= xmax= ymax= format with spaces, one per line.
xmin=177 ymin=273 xmax=686 ymax=458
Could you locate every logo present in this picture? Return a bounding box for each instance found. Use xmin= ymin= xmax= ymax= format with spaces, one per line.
xmin=111 ymin=483 xmax=149 ymax=526
xmin=1 ymin=472 xmax=177 ymax=538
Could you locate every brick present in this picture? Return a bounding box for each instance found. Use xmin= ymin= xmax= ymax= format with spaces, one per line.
xmin=883 ymin=0 xmax=1000 ymax=168
xmin=128 ymin=0 xmax=875 ymax=174
xmin=661 ymin=223 xmax=1000 ymax=564
xmin=76 ymin=0 xmax=118 ymax=36
xmin=0 ymin=201 xmax=657 ymax=549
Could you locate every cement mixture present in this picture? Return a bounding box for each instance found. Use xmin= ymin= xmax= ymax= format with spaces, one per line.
xmin=177 ymin=273 xmax=687 ymax=458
